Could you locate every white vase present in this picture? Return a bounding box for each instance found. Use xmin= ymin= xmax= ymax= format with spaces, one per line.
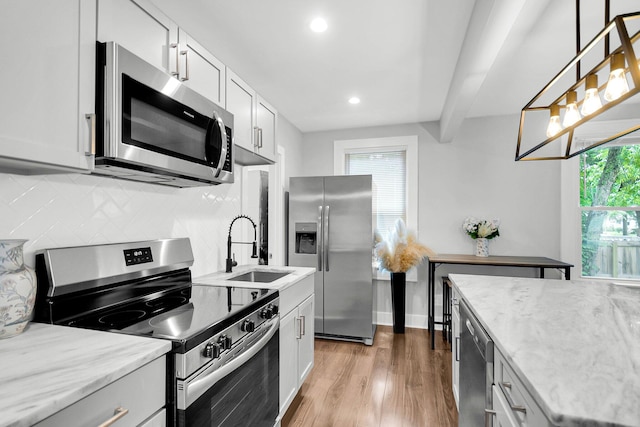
xmin=475 ymin=238 xmax=489 ymax=257
xmin=0 ymin=239 xmax=37 ymax=338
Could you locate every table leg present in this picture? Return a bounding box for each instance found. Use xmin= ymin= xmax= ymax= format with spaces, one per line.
xmin=565 ymin=267 xmax=571 ymax=280
xmin=540 ymin=267 xmax=545 ymax=278
xmin=429 ymin=261 xmax=435 ymax=350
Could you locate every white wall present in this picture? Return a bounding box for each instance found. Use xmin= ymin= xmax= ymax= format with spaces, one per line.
xmin=302 ymin=114 xmax=562 ymax=328
xmin=0 ymin=117 xmax=304 ymax=278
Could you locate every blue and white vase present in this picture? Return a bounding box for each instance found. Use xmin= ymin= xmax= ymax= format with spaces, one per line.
xmin=0 ymin=239 xmax=37 ymax=338
xmin=475 ymin=237 xmax=489 ymax=257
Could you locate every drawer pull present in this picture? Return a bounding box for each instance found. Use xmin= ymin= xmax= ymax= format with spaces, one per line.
xmin=97 ymin=406 xmax=129 ymax=427
xmin=500 ymin=382 xmax=527 ymax=413
xmin=484 ymin=409 xmax=496 ymax=427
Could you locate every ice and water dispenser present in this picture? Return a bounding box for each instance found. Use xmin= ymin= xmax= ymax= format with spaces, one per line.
xmin=294 ymin=222 xmax=317 ymax=254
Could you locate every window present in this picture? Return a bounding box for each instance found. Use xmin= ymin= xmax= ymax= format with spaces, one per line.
xmin=334 ymin=136 xmax=418 ymax=239
xmin=346 ymin=150 xmax=406 ymax=239
xmin=580 ymin=143 xmax=640 ymax=279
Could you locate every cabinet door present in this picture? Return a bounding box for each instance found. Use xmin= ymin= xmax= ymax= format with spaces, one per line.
xmin=97 ymin=0 xmax=178 ymax=75
xmin=226 ymin=69 xmax=256 ymax=152
xmin=35 ymin=357 xmax=165 ymax=427
xmin=451 ymin=296 xmax=460 ymax=408
xmin=0 ymin=0 xmax=95 ymax=173
xmin=298 ymin=295 xmax=315 ymax=385
xmin=256 ymin=96 xmax=277 ymax=162
xmin=178 ymin=30 xmax=226 ymax=107
xmin=279 ymin=309 xmax=298 ymax=415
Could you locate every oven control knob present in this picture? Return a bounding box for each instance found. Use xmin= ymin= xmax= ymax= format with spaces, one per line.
xmin=241 ymin=319 xmax=255 ymax=332
xmin=270 ymin=304 xmax=279 ymax=316
xmin=218 ymin=334 xmax=232 ymax=350
xmin=260 ymin=307 xmax=273 ymax=319
xmin=203 ymin=342 xmax=221 ymax=359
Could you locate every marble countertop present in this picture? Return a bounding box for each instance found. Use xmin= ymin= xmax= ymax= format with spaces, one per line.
xmin=194 ymin=265 xmax=315 ymax=291
xmin=0 ymin=323 xmax=171 ymax=427
xmin=449 ymin=274 xmax=640 ymax=427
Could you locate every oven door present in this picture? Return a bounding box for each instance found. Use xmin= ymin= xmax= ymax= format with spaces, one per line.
xmin=177 ymin=317 xmax=279 ymax=427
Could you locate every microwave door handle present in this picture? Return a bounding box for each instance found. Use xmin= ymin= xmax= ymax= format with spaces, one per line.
xmin=208 ymin=111 xmax=227 ymax=177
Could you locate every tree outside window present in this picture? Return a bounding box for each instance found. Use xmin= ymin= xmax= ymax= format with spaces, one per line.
xmin=580 ymin=144 xmax=640 ymax=279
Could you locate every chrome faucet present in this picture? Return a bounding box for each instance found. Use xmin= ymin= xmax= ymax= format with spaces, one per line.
xmin=226 ymin=215 xmax=259 ymax=272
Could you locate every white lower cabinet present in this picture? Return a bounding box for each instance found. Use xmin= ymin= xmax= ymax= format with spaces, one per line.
xmin=35 ymin=356 xmax=166 ymax=427
xmin=451 ymin=286 xmax=460 ymax=408
xmin=492 ymin=347 xmax=551 ymax=426
xmin=279 ymin=276 xmax=315 ymax=418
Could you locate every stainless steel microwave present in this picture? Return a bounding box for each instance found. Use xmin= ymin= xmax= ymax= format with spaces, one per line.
xmin=93 ymin=42 xmax=234 ymax=187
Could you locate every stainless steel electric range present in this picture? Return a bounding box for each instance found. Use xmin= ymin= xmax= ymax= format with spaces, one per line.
xmin=33 ymin=238 xmax=280 ymax=427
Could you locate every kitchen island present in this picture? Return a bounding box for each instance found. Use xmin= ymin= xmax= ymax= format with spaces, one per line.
xmin=450 ymin=273 xmax=640 ymax=427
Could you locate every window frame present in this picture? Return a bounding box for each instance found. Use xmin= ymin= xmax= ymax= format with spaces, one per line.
xmin=334 ymin=136 xmax=419 ymax=279
xmin=561 ymin=142 xmax=640 ymax=283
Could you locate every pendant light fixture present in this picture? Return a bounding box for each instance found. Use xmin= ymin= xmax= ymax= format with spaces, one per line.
xmin=515 ymin=1 xmax=640 ymax=161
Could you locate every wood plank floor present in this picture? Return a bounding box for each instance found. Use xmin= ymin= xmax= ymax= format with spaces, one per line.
xmin=282 ymin=326 xmax=458 ymax=427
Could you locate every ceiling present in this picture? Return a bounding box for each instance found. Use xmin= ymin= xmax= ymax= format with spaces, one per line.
xmin=152 ymin=0 xmax=640 ymax=140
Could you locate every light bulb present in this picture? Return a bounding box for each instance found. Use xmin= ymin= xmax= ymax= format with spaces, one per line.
xmin=604 ymin=53 xmax=629 ymax=101
xmin=581 ymin=74 xmax=602 ymax=115
xmin=546 ymin=104 xmax=562 ymax=138
xmin=562 ymin=91 xmax=581 ymax=127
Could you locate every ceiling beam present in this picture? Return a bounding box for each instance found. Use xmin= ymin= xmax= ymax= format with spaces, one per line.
xmin=438 ymin=0 xmax=549 ymax=143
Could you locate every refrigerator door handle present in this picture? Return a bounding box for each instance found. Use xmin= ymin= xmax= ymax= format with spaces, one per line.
xmin=325 ymin=205 xmax=330 ymax=271
xmin=317 ymin=205 xmax=323 ymax=272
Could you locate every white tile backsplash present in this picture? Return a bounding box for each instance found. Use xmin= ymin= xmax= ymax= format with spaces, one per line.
xmin=0 ymin=171 xmax=244 ymax=277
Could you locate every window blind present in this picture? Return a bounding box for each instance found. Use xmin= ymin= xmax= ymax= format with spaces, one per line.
xmin=346 ymin=150 xmax=406 ymax=238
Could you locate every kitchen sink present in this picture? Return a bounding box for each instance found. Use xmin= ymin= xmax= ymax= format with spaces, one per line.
xmin=227 ymin=271 xmax=290 ymax=283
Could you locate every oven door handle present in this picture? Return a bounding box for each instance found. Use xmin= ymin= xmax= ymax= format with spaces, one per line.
xmin=179 ymin=317 xmax=279 ymax=409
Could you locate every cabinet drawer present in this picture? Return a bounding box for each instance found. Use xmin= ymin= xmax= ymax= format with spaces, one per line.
xmin=35 ymin=356 xmax=166 ymax=427
xmin=279 ymin=276 xmax=313 ymax=316
xmin=494 ymin=348 xmax=550 ymax=426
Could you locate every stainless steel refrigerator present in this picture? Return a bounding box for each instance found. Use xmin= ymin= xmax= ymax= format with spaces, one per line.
xmin=288 ymin=175 xmax=376 ymax=345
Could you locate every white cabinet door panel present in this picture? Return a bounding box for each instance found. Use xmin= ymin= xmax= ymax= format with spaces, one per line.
xmin=97 ymin=0 xmax=178 ymax=74
xmin=179 ymin=30 xmax=226 ymax=107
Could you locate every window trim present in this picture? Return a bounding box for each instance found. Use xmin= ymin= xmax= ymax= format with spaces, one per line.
xmin=561 ymin=148 xmax=640 ymax=283
xmin=334 ymin=136 xmax=419 ymax=280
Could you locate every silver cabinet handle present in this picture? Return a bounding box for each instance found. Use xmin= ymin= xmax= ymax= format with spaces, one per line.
xmin=180 ymin=49 xmax=189 ymax=81
xmin=253 ymin=126 xmax=260 ymax=149
xmin=300 ymin=315 xmax=306 ymax=336
xmin=170 ymin=43 xmax=180 ymax=77
xmin=455 ymin=336 xmax=460 ymax=362
xmin=296 ymin=316 xmax=303 ymax=339
xmin=500 ymin=382 xmax=527 ymax=413
xmin=257 ymin=127 xmax=263 ymax=148
xmin=484 ymin=409 xmax=496 ymax=427
xmin=85 ymin=113 xmax=96 ymax=155
xmin=97 ymin=406 xmax=129 ymax=427
xmin=451 ymin=297 xmax=458 ymax=306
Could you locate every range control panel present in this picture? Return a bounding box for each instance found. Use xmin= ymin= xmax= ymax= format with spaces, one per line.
xmin=123 ymin=247 xmax=153 ymax=266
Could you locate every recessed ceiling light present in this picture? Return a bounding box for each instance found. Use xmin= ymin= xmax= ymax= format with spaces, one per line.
xmin=348 ymin=97 xmax=360 ymax=105
xmin=310 ymin=17 xmax=328 ymax=33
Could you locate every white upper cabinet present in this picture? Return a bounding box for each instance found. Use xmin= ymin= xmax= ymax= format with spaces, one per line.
xmin=226 ymin=70 xmax=277 ymax=164
xmin=177 ymin=30 xmax=226 ymax=107
xmin=0 ymin=0 xmax=96 ymax=174
xmin=257 ymin=96 xmax=277 ymax=163
xmin=97 ymin=0 xmax=178 ymax=75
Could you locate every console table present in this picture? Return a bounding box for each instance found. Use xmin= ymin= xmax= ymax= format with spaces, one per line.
xmin=427 ymin=254 xmax=573 ymax=349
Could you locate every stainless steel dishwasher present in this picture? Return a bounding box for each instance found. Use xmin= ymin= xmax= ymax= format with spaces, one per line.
xmin=459 ymin=299 xmax=494 ymax=427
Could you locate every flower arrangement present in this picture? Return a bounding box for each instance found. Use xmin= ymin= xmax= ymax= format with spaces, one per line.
xmin=374 ymin=219 xmax=434 ymax=273
xmin=462 ymin=217 xmax=500 ymax=240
